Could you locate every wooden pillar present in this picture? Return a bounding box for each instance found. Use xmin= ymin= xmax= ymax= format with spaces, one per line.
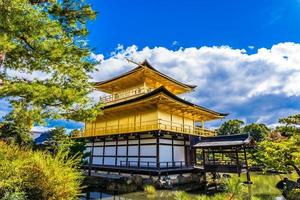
xmin=138 ymin=135 xmax=141 ymax=168
xmin=156 ymin=132 xmax=160 ymax=169
xmin=184 ymin=136 xmax=187 ymax=166
xmin=115 ymin=136 xmax=118 ymax=166
xmin=236 ymin=147 xmax=240 ymax=177
xmin=102 ymin=138 xmax=105 ymax=166
xmin=243 ymin=146 xmax=251 ymax=184
xmin=202 ymin=149 xmax=207 ymax=190
xmin=172 ymin=136 xmax=174 ymax=167
xmin=88 ymin=137 xmax=95 ymax=176
xmin=126 ymin=136 xmax=129 ymax=167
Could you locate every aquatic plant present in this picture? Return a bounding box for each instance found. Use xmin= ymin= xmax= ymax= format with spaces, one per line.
xmin=287 ymin=188 xmax=300 ymax=200
xmin=144 ymin=185 xmax=156 ymax=195
xmin=174 ymin=191 xmax=192 ymax=200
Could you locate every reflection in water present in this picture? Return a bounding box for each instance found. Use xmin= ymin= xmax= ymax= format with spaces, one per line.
xmin=81 ymin=172 xmax=289 ymax=200
xmin=81 ymin=191 xmax=120 ymax=200
xmin=81 ymin=189 xmax=176 ymax=200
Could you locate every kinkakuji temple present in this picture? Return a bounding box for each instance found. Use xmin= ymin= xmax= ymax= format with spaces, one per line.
xmin=73 ymin=60 xmax=252 ymax=181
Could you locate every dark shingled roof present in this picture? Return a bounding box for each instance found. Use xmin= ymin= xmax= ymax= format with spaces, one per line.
xmin=193 ymin=134 xmax=252 ymax=148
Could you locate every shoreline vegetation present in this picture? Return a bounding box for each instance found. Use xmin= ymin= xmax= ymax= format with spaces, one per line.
xmin=0 ymin=141 xmax=82 ymax=200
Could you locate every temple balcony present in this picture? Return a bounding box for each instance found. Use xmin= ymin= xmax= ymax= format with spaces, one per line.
xmin=73 ymin=119 xmax=215 ymax=138
xmin=99 ymin=86 xmax=153 ymax=105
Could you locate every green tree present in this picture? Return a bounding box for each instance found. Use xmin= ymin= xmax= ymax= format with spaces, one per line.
xmin=41 ymin=127 xmax=88 ymax=163
xmin=0 ymin=0 xmax=101 ymax=142
xmin=243 ymin=123 xmax=270 ymax=142
xmin=217 ymin=119 xmax=244 ymax=135
xmin=0 ymin=103 xmax=34 ymax=146
xmin=255 ymin=135 xmax=300 ymax=176
xmin=276 ymin=114 xmax=300 ymax=137
xmin=254 ymin=114 xmax=300 ymax=177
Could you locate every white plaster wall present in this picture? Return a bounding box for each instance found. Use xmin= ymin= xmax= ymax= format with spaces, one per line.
xmin=117 ymin=146 xmax=126 ymax=156
xmin=159 ymin=145 xmax=172 ymax=163
xmin=93 ymin=147 xmax=103 ymax=156
xmin=104 ymin=157 xmax=115 ymax=165
xmin=159 ymin=139 xmax=172 ymax=144
xmin=140 ymin=145 xmax=156 ymax=156
xmin=174 ymin=140 xmax=184 ymax=145
xmin=104 ymin=146 xmax=116 ymax=156
xmin=92 ymin=157 xmax=103 ymax=165
xmin=174 ymin=146 xmax=185 ymax=166
xmin=140 ymin=139 xmax=156 ymax=144
xmin=128 ymin=146 xmax=138 ymax=156
xmin=128 ymin=140 xmax=138 ymax=145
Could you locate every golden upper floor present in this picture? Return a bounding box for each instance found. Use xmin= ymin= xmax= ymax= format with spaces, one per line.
xmin=95 ymin=60 xmax=196 ymax=96
xmin=73 ymin=86 xmax=227 ymax=138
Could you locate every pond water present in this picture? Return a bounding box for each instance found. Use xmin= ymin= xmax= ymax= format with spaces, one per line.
xmin=81 ymin=172 xmax=295 ymax=200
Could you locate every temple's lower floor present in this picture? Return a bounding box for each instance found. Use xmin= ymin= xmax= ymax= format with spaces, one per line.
xmin=83 ymin=130 xmax=199 ymax=175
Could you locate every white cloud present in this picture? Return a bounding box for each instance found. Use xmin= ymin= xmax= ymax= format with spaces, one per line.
xmin=92 ymin=42 xmax=300 ymax=108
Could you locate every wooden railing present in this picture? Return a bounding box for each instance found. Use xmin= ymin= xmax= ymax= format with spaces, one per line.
xmin=73 ymin=119 xmax=215 ymax=138
xmin=100 ymin=86 xmax=153 ymax=105
xmin=119 ymin=161 xmax=195 ymax=169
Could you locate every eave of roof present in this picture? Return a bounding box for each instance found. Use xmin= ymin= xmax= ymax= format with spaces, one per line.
xmin=103 ymin=86 xmax=228 ymax=117
xmin=94 ymin=60 xmax=197 ymax=90
xmin=193 ymin=134 xmax=252 ymax=148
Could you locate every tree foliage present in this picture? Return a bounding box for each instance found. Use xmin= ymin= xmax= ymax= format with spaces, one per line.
xmin=243 ymin=123 xmax=269 ymax=142
xmin=217 ymin=119 xmax=244 ymax=135
xmin=0 ymin=103 xmax=34 ymax=146
xmin=276 ymin=114 xmax=300 ymax=137
xmin=255 ymin=114 xmax=300 ymax=176
xmin=0 ymin=0 xmax=101 ymax=132
xmin=40 ymin=127 xmax=88 ymax=163
xmin=217 ymin=120 xmax=270 ymax=142
xmin=255 ymin=135 xmax=300 ymax=176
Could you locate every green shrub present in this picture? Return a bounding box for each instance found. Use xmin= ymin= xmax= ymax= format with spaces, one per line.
xmin=1 ymin=191 xmax=26 ymax=200
xmin=0 ymin=141 xmax=83 ymax=200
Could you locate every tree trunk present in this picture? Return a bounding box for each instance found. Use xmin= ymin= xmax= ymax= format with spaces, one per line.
xmin=288 ymin=164 xmax=300 ymax=177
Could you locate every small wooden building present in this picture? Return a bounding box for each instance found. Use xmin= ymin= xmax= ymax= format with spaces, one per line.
xmin=73 ymin=60 xmax=227 ymax=175
xmin=194 ymin=134 xmax=253 ymax=183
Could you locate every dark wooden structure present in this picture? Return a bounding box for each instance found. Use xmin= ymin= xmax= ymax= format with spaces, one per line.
xmin=193 ymin=134 xmax=253 ymax=184
xmin=84 ymin=131 xmax=200 ymax=176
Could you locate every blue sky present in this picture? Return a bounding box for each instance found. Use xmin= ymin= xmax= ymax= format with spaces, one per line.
xmin=3 ymin=0 xmax=300 ymax=131
xmin=88 ymin=0 xmax=300 ymax=54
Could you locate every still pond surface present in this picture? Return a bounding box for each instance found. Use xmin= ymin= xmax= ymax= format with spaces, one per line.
xmin=81 ymin=172 xmax=295 ymax=200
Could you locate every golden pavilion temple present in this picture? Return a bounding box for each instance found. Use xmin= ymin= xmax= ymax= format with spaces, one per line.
xmin=74 ymin=60 xmax=227 ymax=175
